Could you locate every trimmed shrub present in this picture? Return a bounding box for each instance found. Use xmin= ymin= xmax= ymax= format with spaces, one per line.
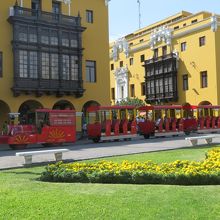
xmin=40 ymin=148 xmax=220 ymax=185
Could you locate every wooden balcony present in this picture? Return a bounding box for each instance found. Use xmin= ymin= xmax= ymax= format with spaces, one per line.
xmin=9 ymin=6 xmax=81 ymax=27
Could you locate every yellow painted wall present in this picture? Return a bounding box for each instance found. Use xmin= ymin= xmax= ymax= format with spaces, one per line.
xmin=110 ymin=11 xmax=219 ymax=106
xmin=215 ymin=18 xmax=220 ymax=104
xmin=0 ymin=0 xmax=110 ymax=131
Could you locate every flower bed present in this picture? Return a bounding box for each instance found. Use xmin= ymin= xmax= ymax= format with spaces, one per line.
xmin=40 ymin=148 xmax=220 ymax=185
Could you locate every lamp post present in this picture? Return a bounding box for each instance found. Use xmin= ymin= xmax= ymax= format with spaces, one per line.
xmin=137 ymin=0 xmax=141 ymax=29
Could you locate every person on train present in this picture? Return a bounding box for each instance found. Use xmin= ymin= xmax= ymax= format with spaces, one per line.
xmin=2 ymin=121 xmax=8 ymax=135
xmin=163 ymin=115 xmax=168 ymax=129
xmin=155 ymin=116 xmax=162 ymax=129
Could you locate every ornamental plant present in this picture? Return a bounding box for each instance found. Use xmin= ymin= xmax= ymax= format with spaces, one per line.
xmin=40 ymin=148 xmax=220 ymax=185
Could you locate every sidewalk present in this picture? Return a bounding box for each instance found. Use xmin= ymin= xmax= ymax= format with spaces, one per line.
xmin=0 ymin=134 xmax=220 ymax=170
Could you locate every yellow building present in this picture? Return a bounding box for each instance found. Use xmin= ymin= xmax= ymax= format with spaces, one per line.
xmin=0 ymin=0 xmax=110 ymax=131
xmin=110 ymin=11 xmax=220 ymax=107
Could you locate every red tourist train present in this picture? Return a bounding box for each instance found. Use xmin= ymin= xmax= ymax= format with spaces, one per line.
xmin=0 ymin=109 xmax=76 ymax=150
xmin=86 ymin=105 xmax=198 ymax=142
xmin=0 ymin=104 xmax=220 ymax=149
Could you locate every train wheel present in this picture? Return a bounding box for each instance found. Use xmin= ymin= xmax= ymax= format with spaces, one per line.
xmin=93 ymin=137 xmax=100 ymax=143
xmin=9 ymin=144 xmax=27 ymax=150
xmin=144 ymin=134 xmax=150 ymax=139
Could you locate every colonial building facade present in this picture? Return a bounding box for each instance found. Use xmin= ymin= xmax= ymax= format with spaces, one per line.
xmin=110 ymin=11 xmax=220 ymax=107
xmin=0 ymin=0 xmax=110 ymax=130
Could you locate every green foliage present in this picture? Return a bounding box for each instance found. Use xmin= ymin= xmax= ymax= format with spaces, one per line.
xmin=116 ymin=97 xmax=145 ymax=107
xmin=1 ymin=147 xmax=220 ymax=219
xmin=40 ymin=148 xmax=220 ymax=185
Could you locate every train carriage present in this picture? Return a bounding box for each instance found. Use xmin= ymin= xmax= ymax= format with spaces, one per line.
xmin=196 ymin=105 xmax=220 ymax=133
xmin=138 ymin=105 xmax=197 ymax=138
xmin=86 ymin=105 xmax=137 ymax=142
xmin=0 ymin=109 xmax=76 ymax=149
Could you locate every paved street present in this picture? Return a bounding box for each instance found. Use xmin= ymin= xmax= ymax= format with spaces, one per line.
xmin=0 ymin=134 xmax=220 ymax=170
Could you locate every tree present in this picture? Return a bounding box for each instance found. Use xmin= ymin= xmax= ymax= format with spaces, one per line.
xmin=116 ymin=97 xmax=145 ymax=107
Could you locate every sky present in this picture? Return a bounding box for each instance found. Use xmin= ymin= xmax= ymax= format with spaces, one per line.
xmin=108 ymin=0 xmax=220 ymax=42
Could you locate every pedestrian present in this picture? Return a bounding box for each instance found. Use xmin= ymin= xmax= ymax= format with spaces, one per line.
xmin=2 ymin=121 xmax=8 ymax=135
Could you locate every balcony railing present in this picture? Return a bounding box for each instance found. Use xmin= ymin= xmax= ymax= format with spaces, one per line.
xmin=145 ymin=53 xmax=178 ymax=65
xmin=13 ymin=78 xmax=84 ymax=97
xmin=9 ymin=6 xmax=81 ymax=26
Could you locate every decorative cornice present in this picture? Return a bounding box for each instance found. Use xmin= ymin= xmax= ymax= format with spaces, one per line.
xmin=111 ymin=15 xmax=220 ymax=58
xmin=150 ymin=26 xmax=172 ymax=49
xmin=114 ymin=67 xmax=128 ymax=79
xmin=111 ymin=38 xmax=129 ymax=61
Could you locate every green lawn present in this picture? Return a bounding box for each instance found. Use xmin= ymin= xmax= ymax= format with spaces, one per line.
xmin=0 ymin=146 xmax=220 ymax=220
xmin=87 ymin=145 xmax=213 ymax=164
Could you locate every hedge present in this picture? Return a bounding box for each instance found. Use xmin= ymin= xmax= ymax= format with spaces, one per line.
xmin=40 ymin=148 xmax=220 ymax=185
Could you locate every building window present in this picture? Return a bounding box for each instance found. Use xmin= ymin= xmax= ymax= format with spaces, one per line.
xmin=32 ymin=0 xmax=41 ymax=10
xmin=41 ymin=29 xmax=49 ymax=44
xmin=140 ymin=54 xmax=145 ymax=62
xmin=130 ymin=58 xmax=134 ymax=65
xmin=199 ymin=36 xmax=206 ymax=47
xmin=19 ymin=50 xmax=28 ymax=78
xmin=50 ymin=30 xmax=58 ymax=46
xmin=181 ymin=42 xmax=186 ymax=51
xmin=182 ymin=74 xmax=188 ymax=91
xmin=71 ymin=56 xmax=79 ymax=80
xmin=154 ymin=48 xmax=158 ymax=58
xmin=140 ymin=39 xmax=144 ymax=43
xmin=120 ymin=61 xmax=123 ymax=67
xmin=201 ymin=71 xmax=208 ymax=88
xmin=141 ymin=82 xmax=145 ymax=96
xmin=86 ymin=10 xmax=93 ymax=23
xmin=29 ymin=51 xmax=38 ymax=78
xmin=29 ymin=27 xmax=37 ymax=43
xmin=174 ymin=26 xmax=179 ymax=30
xmin=62 ymin=32 xmax=70 ymax=47
xmin=191 ymin=19 xmax=198 ymax=24
xmin=183 ymin=23 xmax=186 ymax=27
xmin=130 ymin=84 xmax=135 ymax=97
xmin=42 ymin=52 xmax=50 ymax=79
xmin=0 ymin=52 xmax=2 ymax=77
xmin=70 ymin=34 xmax=78 ymax=48
xmin=162 ymin=46 xmax=167 ymax=56
xmin=18 ymin=27 xmax=28 ymax=42
xmin=62 ymin=55 xmax=70 ymax=80
xmin=129 ymin=43 xmax=133 ymax=47
xmin=111 ymin=88 xmax=115 ymax=100
xmin=86 ymin=60 xmax=96 ymax=82
xmin=51 ymin=53 xmax=59 ymax=79
xmin=111 ymin=63 xmax=114 ymax=70
xmin=52 ymin=1 xmax=61 ymax=15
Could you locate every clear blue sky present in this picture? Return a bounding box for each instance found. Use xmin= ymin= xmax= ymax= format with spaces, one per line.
xmin=108 ymin=0 xmax=220 ymax=41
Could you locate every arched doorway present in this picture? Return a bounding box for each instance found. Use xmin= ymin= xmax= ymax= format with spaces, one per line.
xmin=0 ymin=100 xmax=10 ymax=131
xmin=198 ymin=101 xmax=212 ymax=106
xmin=81 ymin=101 xmax=100 ymax=133
xmin=198 ymin=101 xmax=212 ymax=117
xmin=82 ymin=100 xmax=100 ymax=113
xmin=53 ymin=100 xmax=75 ymax=110
xmin=182 ymin=102 xmax=193 ymax=118
xmin=19 ymin=100 xmax=43 ymax=124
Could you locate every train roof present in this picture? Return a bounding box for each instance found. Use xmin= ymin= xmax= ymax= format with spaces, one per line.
xmin=87 ymin=105 xmax=136 ymax=112
xmin=139 ymin=105 xmax=188 ymax=110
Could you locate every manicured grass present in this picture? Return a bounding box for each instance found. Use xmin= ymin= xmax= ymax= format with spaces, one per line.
xmin=87 ymin=145 xmax=215 ymax=164
xmin=0 ymin=146 xmax=220 ymax=220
